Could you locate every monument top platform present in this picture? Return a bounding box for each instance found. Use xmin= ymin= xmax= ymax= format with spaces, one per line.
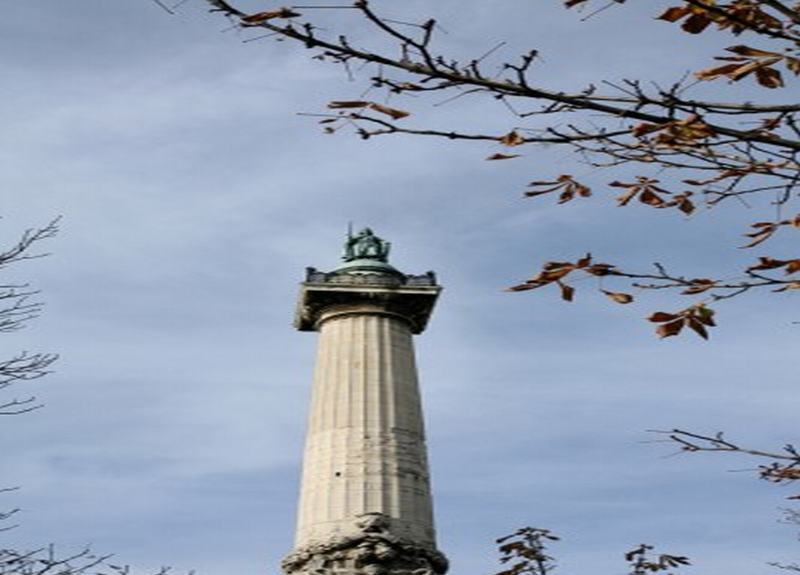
xmin=294 ymin=228 xmax=441 ymax=333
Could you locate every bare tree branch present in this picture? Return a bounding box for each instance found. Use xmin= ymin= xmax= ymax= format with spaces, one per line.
xmin=198 ymin=1 xmax=800 ymax=337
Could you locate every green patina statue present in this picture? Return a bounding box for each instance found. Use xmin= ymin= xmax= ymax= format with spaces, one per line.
xmin=342 ymin=227 xmax=391 ymax=263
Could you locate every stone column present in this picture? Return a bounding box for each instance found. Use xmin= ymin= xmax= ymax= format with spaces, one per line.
xmin=297 ymin=304 xmax=435 ymax=545
xmin=284 ymin=248 xmax=447 ymax=575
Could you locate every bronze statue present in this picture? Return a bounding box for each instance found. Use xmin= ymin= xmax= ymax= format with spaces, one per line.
xmin=343 ymin=227 xmax=391 ymax=262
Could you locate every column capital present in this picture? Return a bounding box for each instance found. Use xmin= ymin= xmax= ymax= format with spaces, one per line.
xmin=294 ymin=269 xmax=441 ymax=334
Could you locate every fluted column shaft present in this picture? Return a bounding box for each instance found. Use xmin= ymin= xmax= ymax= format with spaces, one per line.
xmin=295 ymin=304 xmax=436 ymax=548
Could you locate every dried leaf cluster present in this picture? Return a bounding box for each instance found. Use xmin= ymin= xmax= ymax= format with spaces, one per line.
xmin=492 ymin=527 xmax=690 ymax=575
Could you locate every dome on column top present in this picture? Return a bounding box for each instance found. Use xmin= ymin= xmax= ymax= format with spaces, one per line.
xmin=331 ymin=258 xmax=403 ymax=276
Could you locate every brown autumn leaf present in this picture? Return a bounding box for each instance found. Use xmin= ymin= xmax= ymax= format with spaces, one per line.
xmin=665 ymin=556 xmax=691 ymax=568
xmin=543 ymin=260 xmax=577 ymax=270
xmin=611 ymin=177 xmax=671 ymax=206
xmin=558 ymin=281 xmax=575 ymax=302
xmin=648 ymin=311 xmax=680 ymax=323
xmin=240 ymin=7 xmax=301 ymax=24
xmin=681 ymin=278 xmax=717 ymax=295
xmin=748 ymin=256 xmax=793 ymax=271
xmin=635 ymin=114 xmax=716 ymax=147
xmin=676 ymin=196 xmax=695 ymax=215
xmin=657 ymin=191 xmax=695 ymax=215
xmin=539 ymin=264 xmax=575 ymax=283
xmin=328 ymin=101 xmax=370 ymax=109
xmin=528 ymin=177 xmax=565 ymax=189
xmin=687 ymin=318 xmax=709 ymax=339
xmin=557 ymin=189 xmax=574 ymax=203
xmin=723 ymin=3 xmax=782 ymax=33
xmin=741 ymin=221 xmax=779 ymax=248
xmin=657 ymin=6 xmax=691 ymax=22
xmin=525 ymin=175 xmax=591 ymax=204
xmin=327 ymin=100 xmax=410 ymax=119
xmin=505 ymin=282 xmax=537 ymax=292
xmin=499 ymin=130 xmax=525 ymax=147
xmin=727 ymin=58 xmax=780 ymax=81
xmin=774 ymin=281 xmax=800 ymax=292
xmin=695 ymin=62 xmax=744 ymax=81
xmin=586 ymin=263 xmax=616 ymax=276
xmin=611 ymin=184 xmax=640 ymax=206
xmin=486 ymin=153 xmax=521 ymax=161
xmin=660 ymin=2 xmax=782 ymax=36
xmin=639 ymin=189 xmax=666 ymax=206
xmin=727 ymin=45 xmax=782 ymax=58
xmin=763 ymin=466 xmax=800 ymax=482
xmin=656 ymin=319 xmax=685 ymax=338
xmin=657 ymin=4 xmax=714 ymax=34
xmin=602 ymin=290 xmax=633 ymax=304
xmin=684 ymin=164 xmax=772 ymax=187
xmin=681 ymin=12 xmax=713 ymax=34
xmin=696 ymin=45 xmax=787 ymax=88
xmin=755 ymin=65 xmax=784 ymax=88
xmin=631 ymin=121 xmax=664 ymax=138
xmin=368 ymin=102 xmax=410 ymax=120
xmin=694 ymin=305 xmax=716 ymax=327
xmin=672 ymin=114 xmax=716 ymax=139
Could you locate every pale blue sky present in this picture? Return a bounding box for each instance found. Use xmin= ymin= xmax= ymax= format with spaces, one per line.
xmin=1 ymin=2 xmax=797 ymax=575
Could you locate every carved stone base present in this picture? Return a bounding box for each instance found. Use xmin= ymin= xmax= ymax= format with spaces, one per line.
xmin=283 ymin=514 xmax=448 ymax=575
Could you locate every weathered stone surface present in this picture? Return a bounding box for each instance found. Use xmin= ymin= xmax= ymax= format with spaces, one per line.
xmin=283 ymin=513 xmax=448 ymax=575
xmin=295 ymin=311 xmax=435 ymax=546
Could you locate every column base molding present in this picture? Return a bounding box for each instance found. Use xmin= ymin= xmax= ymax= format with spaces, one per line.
xmin=283 ymin=514 xmax=448 ymax=575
